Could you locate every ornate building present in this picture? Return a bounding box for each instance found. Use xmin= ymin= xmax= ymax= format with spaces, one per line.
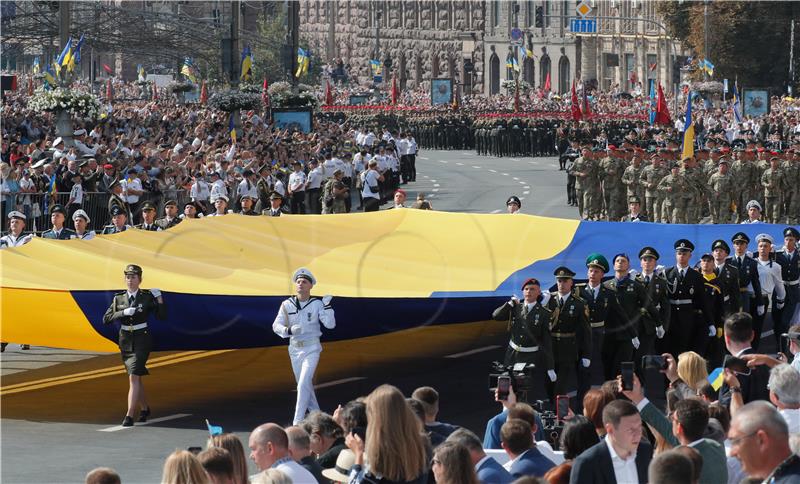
xmin=299 ymin=0 xmax=687 ymax=96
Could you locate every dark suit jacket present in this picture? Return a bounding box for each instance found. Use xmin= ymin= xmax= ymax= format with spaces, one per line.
xmin=719 ymin=348 xmax=771 ymax=405
xmin=476 ymin=456 xmax=514 ymax=484
xmin=569 ymin=439 xmax=652 ymax=484
xmin=728 ymin=254 xmax=763 ymax=307
xmin=508 ymin=447 xmax=555 ymax=478
xmin=665 ymin=266 xmax=714 ymax=326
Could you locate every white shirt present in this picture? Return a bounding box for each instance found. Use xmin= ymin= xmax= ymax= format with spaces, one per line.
xmin=210 ymin=179 xmax=227 ymax=202
xmin=69 ymin=182 xmax=83 ymax=205
xmin=396 ymin=138 xmax=410 ymax=156
xmin=70 ymin=230 xmax=96 ymax=240
xmin=779 ymin=408 xmax=800 ymax=435
xmin=756 ymin=258 xmax=786 ymax=302
xmin=19 ymin=177 xmax=34 ymax=205
xmin=0 ymin=233 xmax=33 ymax=248
xmin=605 ymin=435 xmax=639 ymax=484
xmin=274 ymin=179 xmax=286 ymax=196
xmin=122 ymin=177 xmax=142 ymax=204
xmin=190 ymin=180 xmax=210 ymax=201
xmin=361 ymin=170 xmax=381 ymax=200
xmin=306 ymin=167 xmax=324 ymax=189
xmin=288 ymin=171 xmax=307 ymax=192
xmin=272 ymin=296 xmax=335 ymax=343
xmin=237 ymin=179 xmax=259 ymax=200
xmin=273 ymin=460 xmax=317 ymax=483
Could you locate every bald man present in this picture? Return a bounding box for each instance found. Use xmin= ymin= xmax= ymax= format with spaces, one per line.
xmin=728 ymin=401 xmax=800 ymax=482
xmin=248 ymin=423 xmax=316 ymax=483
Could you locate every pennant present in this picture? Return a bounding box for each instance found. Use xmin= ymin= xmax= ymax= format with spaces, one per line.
xmin=205 ymin=419 xmax=223 ymax=436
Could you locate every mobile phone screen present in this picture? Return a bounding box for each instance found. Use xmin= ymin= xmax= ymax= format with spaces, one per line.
xmin=497 ymin=376 xmax=511 ymax=401
xmin=556 ymin=395 xmax=569 ymax=421
xmin=621 ymin=362 xmax=634 ymax=391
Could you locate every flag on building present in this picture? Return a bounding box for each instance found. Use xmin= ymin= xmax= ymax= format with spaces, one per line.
xmin=655 ymin=83 xmax=672 ymax=126
xmin=240 ymin=45 xmax=253 ymax=81
xmin=543 ymin=72 xmax=551 ymax=92
xmin=181 ymin=57 xmax=197 ymax=84
xmin=137 ymin=64 xmax=145 ymax=82
xmin=701 ymin=59 xmax=714 ymax=77
xmin=102 ymin=64 xmax=113 ymax=75
xmin=571 ymin=80 xmax=582 ymax=121
xmin=731 ymin=82 xmax=742 ymax=123
xmin=682 ymin=91 xmax=695 ymax=159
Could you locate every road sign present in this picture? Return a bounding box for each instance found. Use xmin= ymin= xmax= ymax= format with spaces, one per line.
xmin=510 ymin=28 xmax=523 ymax=46
xmin=576 ymin=1 xmax=592 ymax=17
xmin=570 ymin=18 xmax=597 ymax=33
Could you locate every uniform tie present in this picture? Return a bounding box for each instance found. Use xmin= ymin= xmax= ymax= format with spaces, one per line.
xmin=645 ymin=275 xmax=650 ymax=285
xmin=128 ymin=295 xmax=134 ymax=306
xmin=738 ymin=256 xmax=743 ymax=266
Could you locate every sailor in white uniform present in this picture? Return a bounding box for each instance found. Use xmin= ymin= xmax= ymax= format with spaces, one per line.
xmin=272 ymin=268 xmax=335 ymax=425
xmin=0 ymin=211 xmax=34 ymax=248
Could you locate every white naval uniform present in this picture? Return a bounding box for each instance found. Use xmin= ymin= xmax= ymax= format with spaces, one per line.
xmin=0 ymin=233 xmax=33 ymax=248
xmin=272 ymin=296 xmax=336 ymax=424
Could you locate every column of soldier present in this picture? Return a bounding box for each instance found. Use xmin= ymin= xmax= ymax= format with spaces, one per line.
xmin=495 ymin=228 xmax=800 ymax=405
xmin=567 ymin=139 xmax=800 ymax=224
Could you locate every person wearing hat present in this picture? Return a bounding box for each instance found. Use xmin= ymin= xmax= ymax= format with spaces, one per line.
xmin=544 ymin=266 xmax=591 ymax=402
xmin=272 ymin=268 xmax=335 ymax=425
xmin=491 ymin=277 xmax=556 ymax=401
xmin=287 ymin=161 xmax=307 ymax=214
xmin=182 ymin=201 xmax=203 ymax=219
xmin=754 ymin=233 xmax=787 ymax=352
xmin=506 ymin=195 xmax=521 ymax=214
xmin=70 ymin=209 xmax=95 ymax=240
xmin=102 ymin=264 xmax=166 ymax=427
xmin=321 ymin=449 xmax=356 ymax=483
xmin=264 ymin=192 xmax=287 ymax=217
xmin=41 ymin=204 xmax=77 ymax=240
xmin=122 ymin=169 xmax=143 ymax=220
xmin=134 ymin=202 xmax=162 ymax=230
xmin=602 ymin=253 xmax=655 ymax=382
xmin=237 ymin=195 xmax=259 ymax=216
xmin=621 ymin=196 xmax=648 ymax=222
xmin=321 ymin=169 xmax=348 ymax=215
xmin=571 ymin=147 xmax=597 ymax=220
xmin=155 ymin=200 xmax=182 ymax=229
xmin=634 ymin=247 xmax=669 ymax=360
xmin=664 ymin=239 xmax=715 ymax=356
xmin=256 ymin=165 xmax=277 ymax=211
xmin=761 ymin=156 xmax=785 ymax=224
xmin=775 ymin=227 xmax=800 ymax=353
xmin=657 ymin=161 xmax=688 ymax=224
xmin=728 ymin=232 xmax=764 ymax=318
xmin=621 ymin=153 xmax=644 ymax=215
xmin=709 ymin=239 xmax=742 ymax=319
xmin=1 ymin=211 xmax=34 ymax=248
xmin=107 ymin=178 xmax=131 ymax=223
xmin=209 ymin=171 xmax=228 ymax=205
xmin=698 ymin=252 xmax=726 ymax=365
xmin=741 ymin=200 xmax=764 ymax=224
xmin=707 ymin=158 xmax=735 ymax=224
xmin=208 ymin=195 xmax=230 ymax=217
xmin=102 ymin=205 xmax=132 ymax=234
xmin=641 ymin=155 xmax=669 ymax=223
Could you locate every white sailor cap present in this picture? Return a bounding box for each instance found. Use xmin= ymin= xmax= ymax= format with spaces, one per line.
xmin=746 ymin=200 xmax=762 ymax=212
xmin=215 ymin=194 xmax=229 ymax=203
xmin=8 ymin=210 xmax=26 ymax=221
xmin=293 ymin=267 xmax=316 ymax=285
xmin=72 ymin=209 xmax=91 ymax=223
xmin=73 ymin=129 xmax=87 ymax=136
xmin=756 ymin=233 xmax=774 ymax=244
xmin=52 ymin=137 xmax=64 ymax=146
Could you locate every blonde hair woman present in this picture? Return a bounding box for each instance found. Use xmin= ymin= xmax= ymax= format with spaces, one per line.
xmin=207 ymin=433 xmax=249 ymax=484
xmin=346 ymin=384 xmax=429 ymax=483
xmin=161 ymin=450 xmax=210 ymax=484
xmin=251 ymin=468 xmax=291 ymax=484
xmin=663 ymin=351 xmax=709 ymax=399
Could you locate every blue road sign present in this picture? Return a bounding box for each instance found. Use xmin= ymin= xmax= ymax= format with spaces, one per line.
xmin=570 ymin=18 xmax=597 ymax=33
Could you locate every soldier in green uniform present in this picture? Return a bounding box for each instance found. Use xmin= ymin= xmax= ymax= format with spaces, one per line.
xmin=237 ymin=195 xmax=260 ymax=216
xmin=492 ymin=277 xmax=556 ymax=399
xmin=784 ymin=152 xmax=800 ymax=223
xmin=762 ymin=156 xmax=785 ymax=224
xmin=571 ymin=147 xmax=592 ymax=219
xmin=621 ymin=154 xmax=644 ymax=217
xmin=640 ymin=154 xmax=668 ymax=223
xmin=134 ymin=202 xmax=162 ymax=231
xmin=155 ymin=200 xmax=182 ymax=229
xmin=545 ymin=267 xmax=591 ymax=403
xmin=102 ymin=264 xmax=166 ymax=427
xmin=657 ymin=162 xmax=686 ymax=224
xmin=681 ymin=156 xmax=706 ymax=223
xmin=707 ymin=158 xmax=736 ymax=224
xmin=102 ymin=205 xmax=132 ymax=234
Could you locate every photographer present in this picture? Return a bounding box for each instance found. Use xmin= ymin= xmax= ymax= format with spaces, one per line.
xmin=360 ymin=160 xmax=383 ymax=212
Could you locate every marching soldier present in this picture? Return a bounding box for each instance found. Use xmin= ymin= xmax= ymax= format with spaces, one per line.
xmin=707 ymin=158 xmax=735 ymax=224
xmin=102 ymin=264 xmax=166 ymax=427
xmin=657 ymin=162 xmax=687 ymax=224
xmin=664 ymin=239 xmax=715 ymax=356
xmin=621 ymin=155 xmax=644 ymax=216
xmin=602 ymin=254 xmax=655 ymax=381
xmin=640 ymin=154 xmax=668 ymax=223
xmin=775 ymin=227 xmax=800 ymax=353
xmin=635 ymin=247 xmax=669 ymax=362
xmin=572 ymin=148 xmax=595 ymax=220
xmin=729 ymin=232 xmax=764 ymax=318
xmin=710 ymin=239 xmax=742 ymax=318
xmin=492 ymin=277 xmax=556 ymax=401
xmin=621 ymin=196 xmax=649 ymax=222
xmin=545 ymin=267 xmax=591 ymax=402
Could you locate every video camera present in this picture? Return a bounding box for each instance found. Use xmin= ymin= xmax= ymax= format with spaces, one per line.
xmin=529 ymin=400 xmax=564 ymax=450
xmin=488 ymin=361 xmax=536 ymax=397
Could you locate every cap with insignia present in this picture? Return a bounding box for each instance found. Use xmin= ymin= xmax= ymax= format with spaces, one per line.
xmin=141 ymin=202 xmax=156 ymax=211
xmin=784 ymin=227 xmax=800 ymax=239
xmin=628 ymin=195 xmax=641 ymax=204
xmin=506 ymin=195 xmax=521 ymax=207
xmin=639 ymin=246 xmax=659 ymax=260
xmin=110 ymin=205 xmax=126 ymax=217
xmin=586 ymin=253 xmax=609 ymax=273
xmin=71 ymin=209 xmax=90 ymax=223
xmin=215 ymin=195 xmax=229 ymax=203
xmin=674 ymin=239 xmax=694 ymax=252
xmin=756 ymin=233 xmax=774 ymax=245
xmin=746 ymin=200 xmax=762 ymax=212
xmin=8 ymin=210 xmax=26 ymax=221
xmin=293 ymin=267 xmax=316 ymax=285
xmin=554 ymin=266 xmax=576 ymax=279
xmin=51 ymin=204 xmax=66 ymax=215
xmin=711 ymin=239 xmax=730 ymax=253
xmin=269 ymin=191 xmax=283 ymax=200
xmin=731 ymin=232 xmax=750 ymax=244
xmin=123 ymin=264 xmax=143 ymax=275
xmin=520 ymin=277 xmax=540 ymax=290
xmin=700 ymin=253 xmax=714 ymax=261
xmin=164 ymin=199 xmax=178 ymax=207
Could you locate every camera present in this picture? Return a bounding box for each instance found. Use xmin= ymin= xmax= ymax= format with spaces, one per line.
xmin=488 ymin=361 xmax=536 ymax=397
xmin=530 ymin=401 xmax=564 ymax=450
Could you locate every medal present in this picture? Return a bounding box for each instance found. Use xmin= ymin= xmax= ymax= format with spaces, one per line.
xmin=307 ymin=312 xmax=312 ymax=321
xmin=690 ymin=287 xmax=694 ymax=295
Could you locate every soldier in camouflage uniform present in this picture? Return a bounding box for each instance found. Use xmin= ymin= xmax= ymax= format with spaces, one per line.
xmin=573 ymin=148 xmax=599 ymax=220
xmin=621 ymin=154 xmax=645 ymax=218
xmin=782 ymin=152 xmax=799 ymax=223
xmin=707 ymin=158 xmax=736 ymax=224
xmin=657 ymin=162 xmax=688 ymax=224
xmin=599 ymin=148 xmax=627 ymax=221
xmin=731 ymin=149 xmax=757 ymax=222
xmin=640 ymin=154 xmax=668 ymax=223
xmin=761 ymin=156 xmax=785 ymax=224
xmin=681 ymin=157 xmax=707 ymax=223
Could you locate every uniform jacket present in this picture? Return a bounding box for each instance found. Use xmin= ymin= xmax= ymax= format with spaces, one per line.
xmin=492 ymin=301 xmax=555 ymax=370
xmin=715 ymin=263 xmax=742 ymax=316
xmin=776 ymin=248 xmax=800 ymax=283
xmin=602 ymin=276 xmax=655 ymax=340
xmin=508 ymin=447 xmax=555 ymax=479
xmin=665 ymin=266 xmax=714 ymax=326
xmin=134 ymin=223 xmax=162 ymax=231
xmin=576 ymin=283 xmax=623 ymax=331
xmin=569 ymin=439 xmax=652 ymax=484
xmin=102 ymin=289 xmax=166 ymax=351
xmin=272 ymin=296 xmax=335 ymax=342
xmin=41 ymin=227 xmax=76 ymax=240
xmin=635 ymin=273 xmax=671 ymax=334
xmin=728 ymin=254 xmax=764 ymax=306
xmin=101 ymin=224 xmax=131 ymax=234
xmin=546 ymin=292 xmax=592 ymax=362
xmin=155 ymin=216 xmax=182 ymax=230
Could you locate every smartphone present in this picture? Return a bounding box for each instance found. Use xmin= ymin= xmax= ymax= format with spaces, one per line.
xmin=187 ymin=446 xmax=202 ymax=455
xmin=641 ymin=355 xmax=668 ymax=371
xmin=351 ymin=426 xmax=366 ymax=441
xmin=556 ymin=395 xmax=570 ymax=421
xmin=497 ymin=376 xmax=511 ymax=401
xmin=723 ymin=355 xmax=751 ymax=375
xmin=621 ymin=362 xmax=635 ymax=391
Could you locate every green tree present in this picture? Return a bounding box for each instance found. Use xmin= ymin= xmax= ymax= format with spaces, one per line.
xmin=250 ymin=10 xmax=288 ymax=84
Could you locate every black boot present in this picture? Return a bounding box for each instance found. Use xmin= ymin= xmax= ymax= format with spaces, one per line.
xmin=122 ymin=416 xmax=134 ymax=427
xmin=138 ymin=407 xmax=151 ymax=423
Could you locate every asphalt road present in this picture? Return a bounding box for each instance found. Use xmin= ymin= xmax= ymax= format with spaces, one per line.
xmin=0 ymin=151 xmax=575 ymax=483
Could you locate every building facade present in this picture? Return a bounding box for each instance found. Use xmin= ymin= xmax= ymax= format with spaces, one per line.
xmin=299 ymin=0 xmax=686 ymax=96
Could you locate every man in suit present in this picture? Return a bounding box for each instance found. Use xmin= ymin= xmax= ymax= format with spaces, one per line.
xmin=729 ymin=232 xmax=764 ymax=318
xmin=545 ymin=266 xmax=592 ymax=401
xmin=501 ymin=419 xmax=555 ymax=479
xmin=446 ymin=428 xmax=514 ymax=484
xmin=621 ymin=374 xmax=728 ymax=484
xmin=41 ymin=204 xmax=76 ymax=239
xmin=570 ymin=400 xmax=653 ymax=484
xmin=492 ymin=278 xmax=556 ymax=400
xmin=635 ymin=246 xmax=670 ymax=364
xmin=720 ymin=312 xmax=771 ymax=406
xmin=664 ymin=239 xmax=715 ymax=356
xmin=102 ymin=264 xmax=166 ymax=427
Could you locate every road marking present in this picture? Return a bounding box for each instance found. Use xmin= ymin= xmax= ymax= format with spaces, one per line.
xmin=523 ymin=191 xmax=530 ymax=195
xmin=518 ymin=181 xmax=526 ymax=185
xmin=513 ymin=177 xmax=519 ymax=180
xmin=511 ymin=158 xmax=521 ymax=162
xmin=433 ymin=184 xmax=440 ymax=187
xmin=488 ymin=169 xmax=497 ymax=173
xmin=472 ymin=165 xmax=481 ymax=169
xmin=438 ymin=160 xmax=448 ymax=163
xmin=456 ymin=162 xmax=464 ymax=166
xmin=1 ymin=350 xmax=234 ymax=396
xmin=419 ymin=156 xmax=429 ymax=160
xmin=462 ymin=152 xmax=471 ymax=156
xmin=314 ymin=377 xmax=366 ymax=390
xmin=524 ymin=186 xmax=530 ymax=189
xmin=423 ymin=175 xmax=429 ymax=178
xmin=519 ymin=197 xmax=525 ymax=200
xmin=445 ymin=345 xmax=501 ymax=358
xmin=432 ymin=188 xmax=439 ymax=192
xmin=501 ymin=173 xmax=509 ymax=176
xmin=98 ymin=413 xmax=192 ymax=432
xmin=490 ymin=209 xmax=503 ymax=214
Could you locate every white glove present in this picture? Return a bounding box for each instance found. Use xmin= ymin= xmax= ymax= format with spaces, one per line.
xmin=581 ymin=358 xmax=591 ymax=368
xmin=631 ymin=337 xmax=640 ymax=350
xmin=289 ymin=324 xmax=303 ymax=335
xmin=708 ymin=325 xmax=717 ymax=337
xmin=150 ymin=288 xmax=161 ymax=298
xmin=322 ymin=295 xmax=333 ymax=306
xmin=547 ymin=370 xmax=557 ymax=382
xmin=122 ymin=307 xmax=136 ymax=316
xmin=777 ymin=301 xmax=785 ymax=310
xmin=539 ymin=291 xmax=551 ymax=306
xmin=757 ymin=305 xmax=765 ymax=316
xmin=509 ymin=296 xmax=519 ymax=306
xmin=655 ymin=325 xmax=665 ymax=339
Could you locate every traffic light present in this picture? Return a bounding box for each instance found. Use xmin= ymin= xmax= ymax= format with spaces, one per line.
xmin=535 ymin=6 xmax=543 ymax=28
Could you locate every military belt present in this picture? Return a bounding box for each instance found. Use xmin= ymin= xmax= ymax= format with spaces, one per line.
xmin=291 ymin=338 xmax=320 ymax=348
xmin=590 ymin=321 xmax=605 ymax=328
xmin=552 ymin=332 xmax=576 ymax=338
xmin=723 ymin=295 xmax=731 ymax=302
xmin=786 ymin=279 xmax=800 ymax=286
xmin=509 ymin=341 xmax=539 ymax=353
xmin=121 ymin=323 xmax=148 ymax=332
xmin=669 ymin=299 xmax=693 ymax=305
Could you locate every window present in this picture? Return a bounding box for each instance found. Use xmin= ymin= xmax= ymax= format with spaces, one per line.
xmin=526 ymin=0 xmax=534 ymax=26
xmin=540 ymin=55 xmax=551 ymax=88
xmin=346 ymin=1 xmax=351 ymax=23
xmin=493 ymin=0 xmax=500 ymax=27
xmin=563 ymin=0 xmax=569 ymax=28
xmin=544 ymin=0 xmax=551 ymax=28
xmin=625 ymin=53 xmax=635 ymax=91
xmin=431 ymin=1 xmax=438 ymax=30
xmin=490 ymin=53 xmax=501 ymax=94
xmin=558 ymin=56 xmax=570 ymax=93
